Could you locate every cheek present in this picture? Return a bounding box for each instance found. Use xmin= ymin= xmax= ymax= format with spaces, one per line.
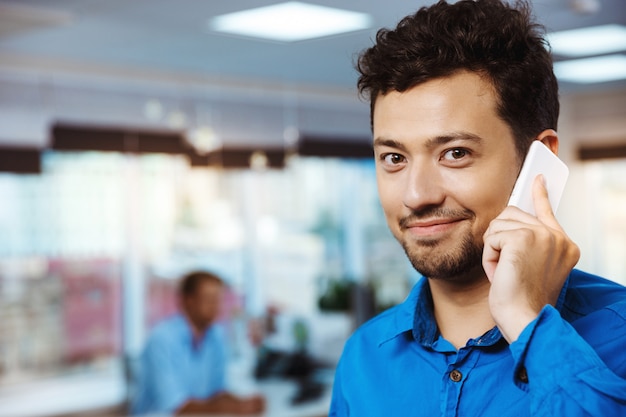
xmin=377 ymin=176 xmax=402 ymax=219
xmin=447 ymin=166 xmax=517 ymax=223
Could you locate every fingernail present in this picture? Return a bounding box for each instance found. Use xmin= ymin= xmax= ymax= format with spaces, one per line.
xmin=538 ymin=174 xmax=546 ymax=186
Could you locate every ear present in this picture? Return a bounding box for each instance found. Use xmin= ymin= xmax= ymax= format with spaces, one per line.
xmin=536 ymin=129 xmax=559 ymax=155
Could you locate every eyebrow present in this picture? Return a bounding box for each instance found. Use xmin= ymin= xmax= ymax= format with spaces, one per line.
xmin=373 ymin=131 xmax=483 ymax=151
xmin=373 ymin=137 xmax=408 ymax=151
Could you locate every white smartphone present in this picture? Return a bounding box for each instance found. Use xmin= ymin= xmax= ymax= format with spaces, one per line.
xmin=507 ymin=140 xmax=569 ymax=216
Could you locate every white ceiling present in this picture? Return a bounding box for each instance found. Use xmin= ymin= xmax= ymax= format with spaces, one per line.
xmin=0 ymin=0 xmax=624 ymax=151
xmin=0 ymin=0 xmax=625 ymax=92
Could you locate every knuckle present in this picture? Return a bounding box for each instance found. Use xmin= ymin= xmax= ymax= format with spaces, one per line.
xmin=568 ymin=242 xmax=581 ymax=263
xmin=518 ymin=228 xmax=535 ymax=243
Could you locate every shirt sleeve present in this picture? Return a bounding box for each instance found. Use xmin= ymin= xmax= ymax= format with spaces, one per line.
xmin=509 ymin=304 xmax=626 ymax=416
xmin=141 ymin=337 xmax=190 ymax=414
xmin=212 ymin=325 xmax=228 ymax=392
xmin=329 ymin=355 xmax=349 ymax=417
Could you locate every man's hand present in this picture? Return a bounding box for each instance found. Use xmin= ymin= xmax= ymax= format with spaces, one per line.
xmin=482 ymin=174 xmax=580 ymax=343
xmin=213 ymin=393 xmax=266 ymax=415
xmin=178 ymin=392 xmax=266 ymax=415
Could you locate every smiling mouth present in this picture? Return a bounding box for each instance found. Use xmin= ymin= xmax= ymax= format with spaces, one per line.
xmin=398 ymin=208 xmax=474 ymax=238
xmin=404 ymin=218 xmax=460 ymax=228
xmin=403 ymin=218 xmax=463 ymax=236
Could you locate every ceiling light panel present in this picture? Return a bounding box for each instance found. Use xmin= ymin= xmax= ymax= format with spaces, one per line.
xmin=209 ymin=1 xmax=372 ymax=42
xmin=547 ymin=24 xmax=626 ymax=57
xmin=554 ymin=54 xmax=626 ymax=83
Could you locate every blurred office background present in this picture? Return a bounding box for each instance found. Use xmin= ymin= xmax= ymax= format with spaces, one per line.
xmin=0 ymin=1 xmax=624 ymax=416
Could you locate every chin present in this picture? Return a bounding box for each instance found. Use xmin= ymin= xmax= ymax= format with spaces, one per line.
xmin=402 ymin=234 xmax=483 ymax=280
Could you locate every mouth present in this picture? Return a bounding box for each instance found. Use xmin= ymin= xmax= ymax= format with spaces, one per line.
xmin=401 ymin=217 xmax=465 ymax=238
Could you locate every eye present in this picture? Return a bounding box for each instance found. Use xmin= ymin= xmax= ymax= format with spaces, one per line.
xmin=376 ymin=152 xmax=406 ymax=172
xmin=382 ymin=153 xmax=406 ymax=165
xmin=442 ymin=148 xmax=469 ymax=161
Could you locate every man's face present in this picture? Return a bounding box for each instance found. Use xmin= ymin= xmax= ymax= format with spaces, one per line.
xmin=185 ymin=280 xmax=223 ymax=330
xmin=373 ymin=71 xmax=521 ymax=282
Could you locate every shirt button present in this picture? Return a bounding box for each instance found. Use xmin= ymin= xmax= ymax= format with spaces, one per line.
xmin=449 ymin=369 xmax=463 ymax=382
xmin=517 ymin=367 xmax=529 ymax=383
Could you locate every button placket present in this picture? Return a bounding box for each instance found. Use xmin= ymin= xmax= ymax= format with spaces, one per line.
xmin=517 ymin=366 xmax=529 ymax=383
xmin=441 ymin=348 xmax=483 ymax=417
xmin=449 ymin=369 xmax=463 ymax=382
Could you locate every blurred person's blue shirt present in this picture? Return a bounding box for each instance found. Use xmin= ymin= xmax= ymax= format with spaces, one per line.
xmin=330 ymin=269 xmax=626 ymax=416
xmin=132 ymin=314 xmax=226 ymax=415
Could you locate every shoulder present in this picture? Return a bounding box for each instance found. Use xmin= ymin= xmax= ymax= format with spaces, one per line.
xmin=204 ymin=322 xmax=227 ymax=348
xmin=146 ymin=314 xmax=188 ymax=347
xmin=564 ymin=269 xmax=626 ymax=313
xmin=346 ymin=280 xmax=423 ymax=350
xmin=561 ymin=270 xmax=626 ymax=374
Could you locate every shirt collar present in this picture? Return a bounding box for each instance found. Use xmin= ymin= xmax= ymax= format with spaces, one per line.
xmin=175 ymin=313 xmax=217 ymax=348
xmin=411 ymin=278 xmax=438 ymax=346
xmin=376 ymin=278 xmax=424 ymax=346
xmin=379 ymin=272 xmax=573 ymax=348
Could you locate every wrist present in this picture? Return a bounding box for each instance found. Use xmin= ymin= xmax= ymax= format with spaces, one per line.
xmin=495 ymin=307 xmax=539 ymax=343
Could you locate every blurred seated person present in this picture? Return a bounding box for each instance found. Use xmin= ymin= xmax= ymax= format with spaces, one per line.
xmin=132 ymin=271 xmax=265 ymax=415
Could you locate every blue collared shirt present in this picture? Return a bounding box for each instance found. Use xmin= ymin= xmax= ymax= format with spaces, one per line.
xmin=330 ymin=269 xmax=626 ymax=416
xmin=132 ymin=314 xmax=227 ymax=415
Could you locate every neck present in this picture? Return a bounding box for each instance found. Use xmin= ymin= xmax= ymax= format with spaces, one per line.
xmin=184 ymin=313 xmax=210 ymax=345
xmin=428 ymin=273 xmax=495 ymax=350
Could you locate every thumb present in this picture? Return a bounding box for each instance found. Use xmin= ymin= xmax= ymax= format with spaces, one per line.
xmin=532 ymin=174 xmax=561 ymax=229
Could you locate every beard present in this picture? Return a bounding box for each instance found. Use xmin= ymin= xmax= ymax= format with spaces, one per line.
xmin=397 ymin=207 xmax=484 ymax=281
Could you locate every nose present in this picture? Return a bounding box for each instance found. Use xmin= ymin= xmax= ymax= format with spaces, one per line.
xmin=402 ymin=160 xmax=445 ymax=211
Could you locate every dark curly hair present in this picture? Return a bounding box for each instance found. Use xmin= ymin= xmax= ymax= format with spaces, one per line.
xmin=356 ymin=0 xmax=559 ymax=159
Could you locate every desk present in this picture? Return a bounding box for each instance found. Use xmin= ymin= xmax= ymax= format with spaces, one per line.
xmin=140 ymin=379 xmax=331 ymax=417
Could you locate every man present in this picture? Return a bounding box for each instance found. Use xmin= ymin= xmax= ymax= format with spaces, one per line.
xmin=132 ymin=271 xmax=265 ymax=415
xmin=330 ymin=1 xmax=626 ymax=416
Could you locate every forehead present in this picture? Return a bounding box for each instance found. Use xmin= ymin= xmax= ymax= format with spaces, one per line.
xmin=193 ymin=279 xmax=223 ymax=295
xmin=372 ymin=72 xmax=508 ymax=145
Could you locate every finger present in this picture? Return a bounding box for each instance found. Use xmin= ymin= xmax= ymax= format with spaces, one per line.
xmin=531 ymin=174 xmax=562 ymax=230
xmin=481 ymin=242 xmax=499 ymax=281
xmin=482 ymin=228 xmax=508 ymax=281
xmin=491 ymin=201 xmax=547 ymax=226
xmin=485 ymin=213 xmax=543 ymax=237
xmin=484 ymin=207 xmax=546 ymax=243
